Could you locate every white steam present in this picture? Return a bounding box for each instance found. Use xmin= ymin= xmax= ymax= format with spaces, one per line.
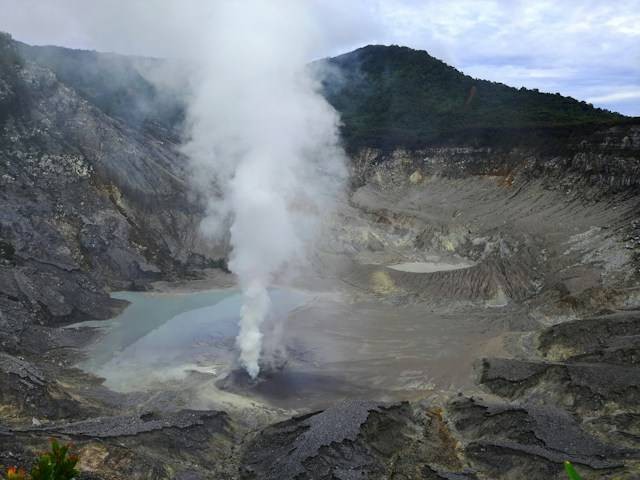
xmin=181 ymin=2 xmax=347 ymax=378
xmin=36 ymin=0 xmax=350 ymax=379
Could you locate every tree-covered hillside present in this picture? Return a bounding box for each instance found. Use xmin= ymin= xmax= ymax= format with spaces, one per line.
xmin=319 ymin=45 xmax=627 ymax=150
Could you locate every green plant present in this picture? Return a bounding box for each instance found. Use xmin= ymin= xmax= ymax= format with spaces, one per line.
xmin=2 ymin=439 xmax=79 ymax=480
xmin=564 ymin=461 xmax=583 ymax=480
xmin=30 ymin=439 xmax=79 ymax=480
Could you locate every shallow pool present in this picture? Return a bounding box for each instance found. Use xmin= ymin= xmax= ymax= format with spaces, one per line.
xmin=388 ymin=260 xmax=474 ymax=273
xmin=73 ymin=288 xmax=307 ymax=392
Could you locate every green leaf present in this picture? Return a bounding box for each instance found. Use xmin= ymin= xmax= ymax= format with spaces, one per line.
xmin=564 ymin=461 xmax=583 ymax=480
xmin=31 ymin=439 xmax=80 ymax=480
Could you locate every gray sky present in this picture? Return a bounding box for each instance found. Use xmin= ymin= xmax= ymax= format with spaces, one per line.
xmin=1 ymin=0 xmax=638 ymax=115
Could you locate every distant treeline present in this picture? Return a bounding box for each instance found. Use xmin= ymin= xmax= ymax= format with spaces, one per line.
xmin=319 ymin=45 xmax=630 ymax=152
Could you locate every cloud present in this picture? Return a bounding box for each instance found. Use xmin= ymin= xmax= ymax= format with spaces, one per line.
xmin=0 ymin=0 xmax=381 ymax=59
xmin=588 ymin=90 xmax=640 ymax=103
xmin=372 ymin=0 xmax=640 ymax=115
xmin=0 ymin=0 xmax=638 ymax=114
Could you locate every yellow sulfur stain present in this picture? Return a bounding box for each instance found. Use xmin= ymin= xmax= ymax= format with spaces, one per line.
xmin=409 ymin=170 xmax=424 ymax=184
xmin=370 ymin=270 xmax=397 ymax=295
xmin=77 ymin=444 xmax=109 ymax=472
xmin=442 ymin=239 xmax=455 ymax=252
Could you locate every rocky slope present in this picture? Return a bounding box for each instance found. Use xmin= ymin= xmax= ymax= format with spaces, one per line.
xmin=0 ymin=32 xmax=230 ymax=476
xmin=1 ymin=34 xmax=639 ymax=479
xmin=0 ymin=33 xmax=222 ymax=354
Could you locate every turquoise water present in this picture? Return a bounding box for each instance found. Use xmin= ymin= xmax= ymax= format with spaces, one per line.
xmin=73 ymin=288 xmax=307 ymax=391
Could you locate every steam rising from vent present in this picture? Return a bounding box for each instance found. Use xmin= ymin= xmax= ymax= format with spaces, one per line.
xmin=42 ymin=0 xmax=351 ymax=379
xmin=181 ymin=2 xmax=347 ymax=378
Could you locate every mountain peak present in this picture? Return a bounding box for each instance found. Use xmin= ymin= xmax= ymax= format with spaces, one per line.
xmin=321 ymin=44 xmax=624 ymax=150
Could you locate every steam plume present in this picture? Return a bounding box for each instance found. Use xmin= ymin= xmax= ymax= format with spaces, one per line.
xmin=182 ymin=2 xmax=346 ymax=378
xmin=38 ymin=0 xmax=349 ymax=379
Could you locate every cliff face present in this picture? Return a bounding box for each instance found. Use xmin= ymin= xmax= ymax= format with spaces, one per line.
xmin=0 ymin=35 xmax=216 ymax=352
xmin=351 ymin=123 xmax=640 ymax=195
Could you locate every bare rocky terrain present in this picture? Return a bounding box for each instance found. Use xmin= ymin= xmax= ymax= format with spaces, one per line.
xmin=1 ymin=33 xmax=640 ymax=479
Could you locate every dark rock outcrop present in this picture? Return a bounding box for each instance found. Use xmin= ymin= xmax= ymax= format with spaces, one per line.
xmin=242 ymin=401 xmax=470 ymax=480
xmin=0 ymin=410 xmax=236 ymax=479
xmin=467 ymin=309 xmax=640 ymax=478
